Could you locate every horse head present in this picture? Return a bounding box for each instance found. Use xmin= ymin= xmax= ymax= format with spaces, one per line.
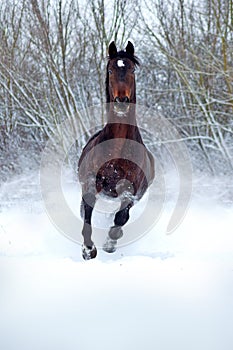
xmin=106 ymin=41 xmax=140 ymax=104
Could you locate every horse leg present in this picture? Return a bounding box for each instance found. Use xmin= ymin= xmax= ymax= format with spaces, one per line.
xmin=81 ymin=192 xmax=97 ymax=260
xmin=103 ymin=199 xmax=133 ymax=253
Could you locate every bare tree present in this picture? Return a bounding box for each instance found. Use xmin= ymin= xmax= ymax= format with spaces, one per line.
xmin=139 ymin=0 xmax=233 ymax=173
xmin=0 ymin=0 xmax=232 ymax=175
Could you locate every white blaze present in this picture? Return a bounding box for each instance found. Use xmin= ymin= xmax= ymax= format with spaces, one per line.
xmin=117 ymin=59 xmax=125 ymax=67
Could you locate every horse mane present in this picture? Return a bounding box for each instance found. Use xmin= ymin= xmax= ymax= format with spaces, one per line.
xmin=107 ymin=50 xmax=140 ymax=66
xmin=105 ymin=50 xmax=140 ymax=103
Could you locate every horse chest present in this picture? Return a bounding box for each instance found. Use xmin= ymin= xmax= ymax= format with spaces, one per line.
xmin=96 ymin=158 xmax=147 ymax=198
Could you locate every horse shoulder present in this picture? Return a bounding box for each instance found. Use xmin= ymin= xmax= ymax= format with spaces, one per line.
xmin=78 ymin=129 xmax=103 ymax=168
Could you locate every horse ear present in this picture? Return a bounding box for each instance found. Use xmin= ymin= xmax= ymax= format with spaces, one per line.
xmin=125 ymin=41 xmax=134 ymax=56
xmin=108 ymin=41 xmax=117 ymax=58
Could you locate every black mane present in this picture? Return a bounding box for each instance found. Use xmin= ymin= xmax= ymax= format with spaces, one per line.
xmin=107 ymin=50 xmax=140 ymax=66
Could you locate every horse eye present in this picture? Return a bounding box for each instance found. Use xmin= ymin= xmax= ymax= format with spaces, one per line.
xmin=108 ymin=69 xmax=113 ymax=75
xmin=132 ymin=67 xmax=136 ymax=73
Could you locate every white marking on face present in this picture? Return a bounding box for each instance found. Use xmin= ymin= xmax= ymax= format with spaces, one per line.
xmin=117 ymin=59 xmax=125 ymax=67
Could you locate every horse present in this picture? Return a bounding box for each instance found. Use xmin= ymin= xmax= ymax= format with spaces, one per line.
xmin=78 ymin=41 xmax=155 ymax=260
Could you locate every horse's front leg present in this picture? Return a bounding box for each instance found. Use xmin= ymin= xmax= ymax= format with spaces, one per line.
xmin=81 ymin=192 xmax=97 ymax=260
xmin=103 ymin=199 xmax=133 ymax=253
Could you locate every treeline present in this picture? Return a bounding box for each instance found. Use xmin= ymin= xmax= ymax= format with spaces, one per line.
xmin=0 ymin=0 xmax=232 ymax=174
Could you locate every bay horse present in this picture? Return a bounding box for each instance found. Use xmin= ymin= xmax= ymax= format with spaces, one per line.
xmin=78 ymin=41 xmax=155 ymax=260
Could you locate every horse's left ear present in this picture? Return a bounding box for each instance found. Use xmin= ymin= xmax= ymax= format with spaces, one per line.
xmin=125 ymin=41 xmax=134 ymax=56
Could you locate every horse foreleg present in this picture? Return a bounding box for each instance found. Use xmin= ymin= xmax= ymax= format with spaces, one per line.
xmin=103 ymin=199 xmax=133 ymax=253
xmin=81 ymin=193 xmax=97 ymax=260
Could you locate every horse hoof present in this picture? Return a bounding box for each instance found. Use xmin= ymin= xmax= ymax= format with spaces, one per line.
xmin=82 ymin=244 xmax=97 ymax=260
xmin=103 ymin=238 xmax=117 ymax=253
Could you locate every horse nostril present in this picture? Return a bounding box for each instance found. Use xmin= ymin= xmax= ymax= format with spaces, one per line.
xmin=114 ymin=97 xmax=121 ymax=103
xmin=123 ymin=97 xmax=130 ymax=103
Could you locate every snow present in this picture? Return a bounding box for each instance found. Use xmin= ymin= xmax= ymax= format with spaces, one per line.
xmin=0 ymin=167 xmax=233 ymax=350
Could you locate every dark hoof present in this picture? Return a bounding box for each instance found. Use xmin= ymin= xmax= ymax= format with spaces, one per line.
xmin=82 ymin=244 xmax=97 ymax=260
xmin=103 ymin=238 xmax=117 ymax=253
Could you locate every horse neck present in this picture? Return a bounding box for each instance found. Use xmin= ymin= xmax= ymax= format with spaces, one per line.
xmin=107 ymin=103 xmax=136 ymax=123
xmin=105 ymin=104 xmax=143 ymax=142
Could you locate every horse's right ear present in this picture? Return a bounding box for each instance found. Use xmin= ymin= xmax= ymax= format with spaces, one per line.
xmin=108 ymin=41 xmax=117 ymax=58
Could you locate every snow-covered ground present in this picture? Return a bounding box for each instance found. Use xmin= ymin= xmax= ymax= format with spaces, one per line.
xmin=0 ymin=167 xmax=233 ymax=350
